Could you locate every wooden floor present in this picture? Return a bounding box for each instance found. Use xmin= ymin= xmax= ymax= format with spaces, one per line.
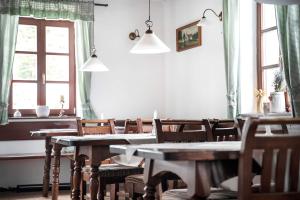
xmin=0 ymin=191 xmax=126 ymax=200
xmin=0 ymin=191 xmax=71 ymax=200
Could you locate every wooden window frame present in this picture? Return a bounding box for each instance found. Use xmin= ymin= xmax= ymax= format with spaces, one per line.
xmin=9 ymin=17 xmax=76 ymax=116
xmin=257 ymin=4 xmax=280 ymax=90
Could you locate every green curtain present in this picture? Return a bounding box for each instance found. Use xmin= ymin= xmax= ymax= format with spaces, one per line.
xmin=0 ymin=0 xmax=94 ymax=21
xmin=75 ymin=20 xmax=97 ymax=119
xmin=276 ymin=5 xmax=300 ymax=117
xmin=0 ymin=14 xmax=19 ymax=125
xmin=223 ymin=0 xmax=241 ymax=119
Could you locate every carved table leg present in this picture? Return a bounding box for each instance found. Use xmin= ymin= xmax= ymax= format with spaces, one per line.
xmin=52 ymin=143 xmax=62 ymax=200
xmin=72 ymin=154 xmax=84 ymax=200
xmin=90 ymin=164 xmax=100 ymax=200
xmin=42 ymin=136 xmax=53 ymax=197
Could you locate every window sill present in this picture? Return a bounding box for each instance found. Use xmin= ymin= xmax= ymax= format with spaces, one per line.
xmin=8 ymin=116 xmax=77 ymax=123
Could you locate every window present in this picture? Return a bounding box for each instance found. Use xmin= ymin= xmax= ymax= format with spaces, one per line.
xmin=9 ymin=17 xmax=76 ymax=116
xmin=257 ymin=4 xmax=281 ymax=95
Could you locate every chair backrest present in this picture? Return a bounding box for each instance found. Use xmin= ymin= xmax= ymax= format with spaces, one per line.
xmin=77 ymin=118 xmax=116 ymax=136
xmin=203 ymin=119 xmax=239 ymax=141
xmin=238 ymin=117 xmax=300 ymax=200
xmin=124 ymin=119 xmax=143 ymax=134
xmin=236 ymin=117 xmax=289 ymax=134
xmin=154 ymin=119 xmax=208 ymax=143
xmin=138 ymin=119 xmax=153 ymax=133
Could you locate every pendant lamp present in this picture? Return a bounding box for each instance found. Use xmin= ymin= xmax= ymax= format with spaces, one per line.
xmin=130 ymin=0 xmax=170 ymax=54
xmin=81 ymin=5 xmax=109 ymax=72
xmin=254 ymin=0 xmax=300 ymax=4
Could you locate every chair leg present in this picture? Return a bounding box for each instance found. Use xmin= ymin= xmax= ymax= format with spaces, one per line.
xmin=98 ymin=178 xmax=106 ymax=200
xmin=110 ymin=184 xmax=119 ymax=200
xmin=70 ymin=160 xmax=75 ymax=198
xmin=125 ymin=181 xmax=134 ymax=200
xmin=80 ymin=179 xmax=87 ymax=200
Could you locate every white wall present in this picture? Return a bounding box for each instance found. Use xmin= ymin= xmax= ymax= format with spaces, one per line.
xmin=90 ymin=0 xmax=166 ymax=119
xmin=163 ymin=0 xmax=227 ymax=119
xmin=0 ymin=140 xmax=71 ymax=187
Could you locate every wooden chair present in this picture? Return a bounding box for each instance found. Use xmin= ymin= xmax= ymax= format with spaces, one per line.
xmin=124 ymin=119 xmax=143 ymax=134
xmin=236 ymin=116 xmax=289 ymax=134
xmin=75 ymin=119 xmax=143 ymax=200
xmin=125 ymin=119 xmax=209 ymax=200
xmin=161 ymin=118 xmax=300 ymax=200
xmin=139 ymin=119 xmax=153 ymax=133
xmin=203 ymin=119 xmax=240 ymax=141
xmin=238 ymin=117 xmax=300 ymax=200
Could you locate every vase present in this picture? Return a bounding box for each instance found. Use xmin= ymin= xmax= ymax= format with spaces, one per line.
xmin=36 ymin=105 xmax=50 ymax=118
xmin=270 ymin=92 xmax=286 ymax=113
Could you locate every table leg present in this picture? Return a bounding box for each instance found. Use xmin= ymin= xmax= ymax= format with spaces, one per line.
xmin=52 ymin=143 xmax=62 ymax=200
xmin=143 ymin=159 xmax=158 ymax=200
xmin=42 ymin=136 xmax=53 ymax=197
xmin=90 ymin=164 xmax=100 ymax=200
xmin=72 ymin=154 xmax=84 ymax=200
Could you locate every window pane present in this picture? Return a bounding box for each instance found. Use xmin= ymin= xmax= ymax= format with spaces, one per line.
xmin=264 ymin=67 xmax=281 ymax=96
xmin=16 ymin=25 xmax=37 ymax=52
xmin=46 ymin=55 xmax=69 ymax=81
xmin=13 ymin=54 xmax=37 ymax=80
xmin=46 ymin=83 xmax=69 ymax=109
xmin=12 ymin=83 xmax=37 ymax=109
xmin=46 ymin=26 xmax=69 ymax=53
xmin=262 ymin=4 xmax=276 ymax=29
xmin=262 ymin=30 xmax=279 ymax=66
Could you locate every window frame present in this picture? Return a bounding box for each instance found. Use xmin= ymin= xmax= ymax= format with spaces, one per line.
xmin=9 ymin=17 xmax=76 ymax=116
xmin=257 ymin=3 xmax=280 ymax=90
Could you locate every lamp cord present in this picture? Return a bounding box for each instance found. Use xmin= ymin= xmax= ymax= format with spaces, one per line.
xmin=145 ymin=0 xmax=153 ymax=30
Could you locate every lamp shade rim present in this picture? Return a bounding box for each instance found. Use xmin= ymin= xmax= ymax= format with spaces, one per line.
xmin=130 ymin=31 xmax=170 ymax=54
xmin=80 ymin=56 xmax=109 ymax=72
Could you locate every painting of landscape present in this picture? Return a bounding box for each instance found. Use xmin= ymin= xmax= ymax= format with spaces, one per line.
xmin=176 ymin=21 xmax=202 ymax=52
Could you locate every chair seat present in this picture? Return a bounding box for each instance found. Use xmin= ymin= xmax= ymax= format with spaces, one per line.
xmin=83 ymin=164 xmax=144 ymax=178
xmin=162 ymin=188 xmax=237 ymax=200
xmin=125 ymin=174 xmax=144 ymax=184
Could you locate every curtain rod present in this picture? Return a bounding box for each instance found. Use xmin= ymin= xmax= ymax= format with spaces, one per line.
xmin=95 ymin=3 xmax=108 ymax=7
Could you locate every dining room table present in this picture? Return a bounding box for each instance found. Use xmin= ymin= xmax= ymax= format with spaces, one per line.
xmin=50 ymin=133 xmax=157 ymax=200
xmin=110 ymin=141 xmax=242 ymax=200
xmin=30 ymin=128 xmax=78 ymax=197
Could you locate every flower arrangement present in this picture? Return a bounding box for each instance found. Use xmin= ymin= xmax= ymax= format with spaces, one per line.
xmin=273 ymin=71 xmax=284 ymax=92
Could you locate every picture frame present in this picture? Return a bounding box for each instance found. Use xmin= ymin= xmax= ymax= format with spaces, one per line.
xmin=176 ymin=21 xmax=202 ymax=52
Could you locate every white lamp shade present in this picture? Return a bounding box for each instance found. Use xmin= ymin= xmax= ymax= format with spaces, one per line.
xmin=254 ymin=0 xmax=300 ymax=4
xmin=130 ymin=31 xmax=170 ymax=54
xmin=197 ymin=18 xmax=207 ymax=27
xmin=80 ymin=55 xmax=109 ymax=72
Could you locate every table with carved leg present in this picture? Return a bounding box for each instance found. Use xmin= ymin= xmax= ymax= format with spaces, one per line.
xmin=50 ymin=134 xmax=156 ymax=200
xmin=110 ymin=142 xmax=242 ymax=200
xmin=30 ymin=129 xmax=78 ymax=197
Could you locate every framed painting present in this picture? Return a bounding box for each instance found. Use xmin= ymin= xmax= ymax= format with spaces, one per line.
xmin=176 ymin=21 xmax=202 ymax=52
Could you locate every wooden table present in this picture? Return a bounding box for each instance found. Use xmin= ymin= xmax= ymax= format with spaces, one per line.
xmin=51 ymin=134 xmax=157 ymax=200
xmin=30 ymin=129 xmax=78 ymax=197
xmin=110 ymin=141 xmax=242 ymax=200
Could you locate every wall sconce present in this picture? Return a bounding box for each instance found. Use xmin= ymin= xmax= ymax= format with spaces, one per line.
xmin=129 ymin=29 xmax=140 ymax=40
xmin=197 ymin=9 xmax=222 ymax=26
